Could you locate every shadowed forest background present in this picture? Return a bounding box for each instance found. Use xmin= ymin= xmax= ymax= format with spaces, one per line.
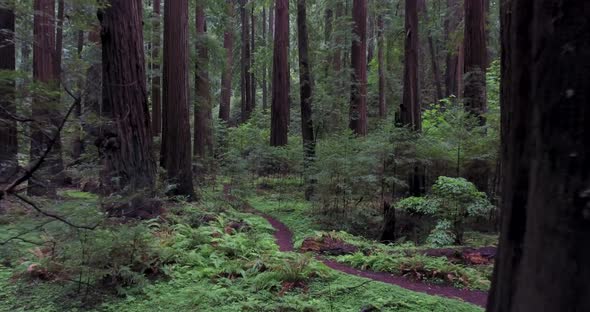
xmin=0 ymin=0 xmax=588 ymax=311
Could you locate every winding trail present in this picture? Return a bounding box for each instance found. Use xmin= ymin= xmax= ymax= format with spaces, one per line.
xmin=224 ymin=186 xmax=488 ymax=308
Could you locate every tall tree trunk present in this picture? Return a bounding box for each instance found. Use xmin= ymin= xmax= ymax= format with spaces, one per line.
xmin=296 ymin=0 xmax=316 ymax=200
xmin=194 ymin=4 xmax=212 ymax=159
xmin=400 ymin=0 xmax=420 ymax=131
xmin=464 ymin=0 xmax=489 ymax=192
xmin=270 ymin=0 xmax=289 ymax=146
xmin=444 ymin=0 xmax=463 ymax=98
xmin=250 ymin=7 xmax=256 ymax=112
xmin=71 ymin=30 xmax=84 ymax=160
xmin=97 ymin=0 xmax=156 ymax=199
xmin=161 ymin=0 xmax=195 ymax=198
xmin=261 ymin=7 xmax=268 ymax=112
xmin=82 ymin=30 xmax=101 ymax=148
xmin=54 ymin=0 xmax=64 ymax=81
xmin=488 ymin=1 xmax=590 ymax=311
xmin=151 ymin=0 xmax=162 ymax=137
xmin=332 ymin=1 xmax=344 ymax=73
xmin=421 ymin=2 xmax=444 ymax=103
xmin=377 ymin=14 xmax=386 ymax=118
xmin=464 ymin=0 xmax=487 ymax=119
xmin=29 ymin=0 xmax=63 ymax=197
xmin=0 ymin=7 xmax=17 ymax=184
xmin=240 ymin=0 xmax=252 ymax=122
xmin=349 ymin=0 xmax=368 ymax=136
xmin=219 ymin=0 xmax=233 ymax=123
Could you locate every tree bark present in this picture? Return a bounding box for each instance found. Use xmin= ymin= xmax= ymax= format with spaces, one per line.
xmin=160 ymin=0 xmax=195 ymax=198
xmin=97 ymin=0 xmax=156 ymax=202
xmin=71 ymin=30 xmax=84 ymax=160
xmin=54 ymin=0 xmax=64 ymax=81
xmin=250 ymin=7 xmax=256 ymax=112
xmin=0 ymin=7 xmax=17 ymax=184
xmin=464 ymin=0 xmax=487 ymax=119
xmin=377 ymin=14 xmax=386 ymax=118
xmin=270 ymin=0 xmax=289 ymax=147
xmin=488 ymin=1 xmax=590 ymax=311
xmin=219 ymin=0 xmax=233 ymax=123
xmin=296 ymin=0 xmax=316 ymax=200
xmin=194 ymin=4 xmax=212 ymax=159
xmin=151 ymin=0 xmax=162 ymax=137
xmin=444 ymin=0 xmax=463 ymax=98
xmin=29 ymin=0 xmax=63 ymax=197
xmin=400 ymin=0 xmax=420 ymax=131
xmin=349 ymin=0 xmax=368 ymax=136
xmin=240 ymin=0 xmax=252 ymax=122
xmin=261 ymin=7 xmax=268 ymax=112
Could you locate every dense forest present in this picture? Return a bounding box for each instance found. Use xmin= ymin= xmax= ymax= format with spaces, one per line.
xmin=0 ymin=0 xmax=588 ymax=311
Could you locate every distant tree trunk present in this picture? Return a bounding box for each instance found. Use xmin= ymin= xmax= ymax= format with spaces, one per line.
xmin=160 ymin=0 xmax=195 ymax=198
xmin=71 ymin=30 xmax=84 ymax=160
xmin=261 ymin=7 xmax=268 ymax=112
xmin=54 ymin=0 xmax=64 ymax=80
xmin=464 ymin=0 xmax=487 ymax=119
xmin=400 ymin=0 xmax=424 ymax=197
xmin=463 ymin=0 xmax=488 ymax=192
xmin=82 ymin=30 xmax=101 ymax=147
xmin=487 ymin=1 xmax=590 ymax=311
xmin=400 ymin=0 xmax=420 ymax=131
xmin=444 ymin=0 xmax=463 ymax=98
xmin=97 ymin=0 xmax=156 ymax=198
xmin=240 ymin=0 xmax=252 ymax=122
xmin=194 ymin=4 xmax=212 ymax=159
xmin=270 ymin=0 xmax=289 ymax=147
xmin=0 ymin=7 xmax=17 ymax=184
xmin=377 ymin=14 xmax=386 ymax=118
xmin=151 ymin=0 xmax=162 ymax=137
xmin=332 ymin=1 xmax=344 ymax=73
xmin=419 ymin=1 xmax=444 ymax=103
xmin=219 ymin=0 xmax=233 ymax=123
xmin=29 ymin=0 xmax=63 ymax=197
xmin=250 ymin=7 xmax=256 ymax=112
xmin=349 ymin=0 xmax=368 ymax=136
xmin=296 ymin=0 xmax=316 ymax=200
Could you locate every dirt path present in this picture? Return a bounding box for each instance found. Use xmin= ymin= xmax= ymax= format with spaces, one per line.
xmin=223 ymin=186 xmax=488 ymax=308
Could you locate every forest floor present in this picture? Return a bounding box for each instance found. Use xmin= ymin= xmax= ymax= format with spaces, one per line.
xmin=0 ymin=181 xmax=491 ymax=312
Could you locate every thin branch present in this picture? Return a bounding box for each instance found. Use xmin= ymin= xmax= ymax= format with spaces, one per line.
xmin=0 ymin=220 xmax=55 ymax=245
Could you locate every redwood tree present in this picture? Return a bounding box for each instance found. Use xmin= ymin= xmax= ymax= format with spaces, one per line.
xmin=161 ymin=0 xmax=195 ymax=198
xmin=377 ymin=13 xmax=386 ymax=118
xmin=349 ymin=0 xmax=368 ymax=136
xmin=0 ymin=7 xmax=17 ymax=184
xmin=29 ymin=0 xmax=64 ymax=196
xmin=151 ymin=0 xmax=162 ymax=136
xmin=194 ymin=4 xmax=212 ymax=159
xmin=444 ymin=0 xmax=464 ymax=98
xmin=296 ymin=0 xmax=315 ymax=200
xmin=97 ymin=0 xmax=156 ymax=197
xmin=488 ymin=1 xmax=590 ymax=311
xmin=464 ymin=0 xmax=487 ymax=119
xmin=270 ymin=0 xmax=289 ymax=146
xmin=240 ymin=0 xmax=252 ymax=122
xmin=219 ymin=0 xmax=233 ymax=123
xmin=400 ymin=0 xmax=420 ymax=131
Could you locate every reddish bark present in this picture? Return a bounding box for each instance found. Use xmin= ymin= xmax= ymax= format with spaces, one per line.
xmin=400 ymin=0 xmax=421 ymax=131
xmin=161 ymin=0 xmax=195 ymax=198
xmin=97 ymin=0 xmax=156 ymax=196
xmin=464 ymin=0 xmax=487 ymax=119
xmin=444 ymin=0 xmax=463 ymax=98
xmin=270 ymin=0 xmax=290 ymax=146
xmin=0 ymin=7 xmax=17 ymax=184
xmin=349 ymin=0 xmax=368 ymax=136
xmin=30 ymin=0 xmax=63 ymax=196
xmin=240 ymin=0 xmax=252 ymax=122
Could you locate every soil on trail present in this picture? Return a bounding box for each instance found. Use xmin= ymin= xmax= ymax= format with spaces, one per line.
xmin=222 ymin=186 xmax=488 ymax=308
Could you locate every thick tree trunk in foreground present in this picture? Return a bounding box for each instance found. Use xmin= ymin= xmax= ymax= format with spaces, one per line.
xmin=194 ymin=5 xmax=212 ymax=159
xmin=0 ymin=8 xmax=17 ymax=184
xmin=97 ymin=0 xmax=156 ymax=197
xmin=151 ymin=0 xmax=162 ymax=137
xmin=240 ymin=0 xmax=252 ymax=123
xmin=29 ymin=0 xmax=63 ymax=197
xmin=219 ymin=0 xmax=233 ymax=123
xmin=488 ymin=1 xmax=590 ymax=311
xmin=349 ymin=0 xmax=368 ymax=136
xmin=444 ymin=0 xmax=463 ymax=98
xmin=161 ymin=0 xmax=194 ymax=198
xmin=400 ymin=0 xmax=420 ymax=131
xmin=270 ymin=0 xmax=289 ymax=146
xmin=296 ymin=0 xmax=316 ymax=200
